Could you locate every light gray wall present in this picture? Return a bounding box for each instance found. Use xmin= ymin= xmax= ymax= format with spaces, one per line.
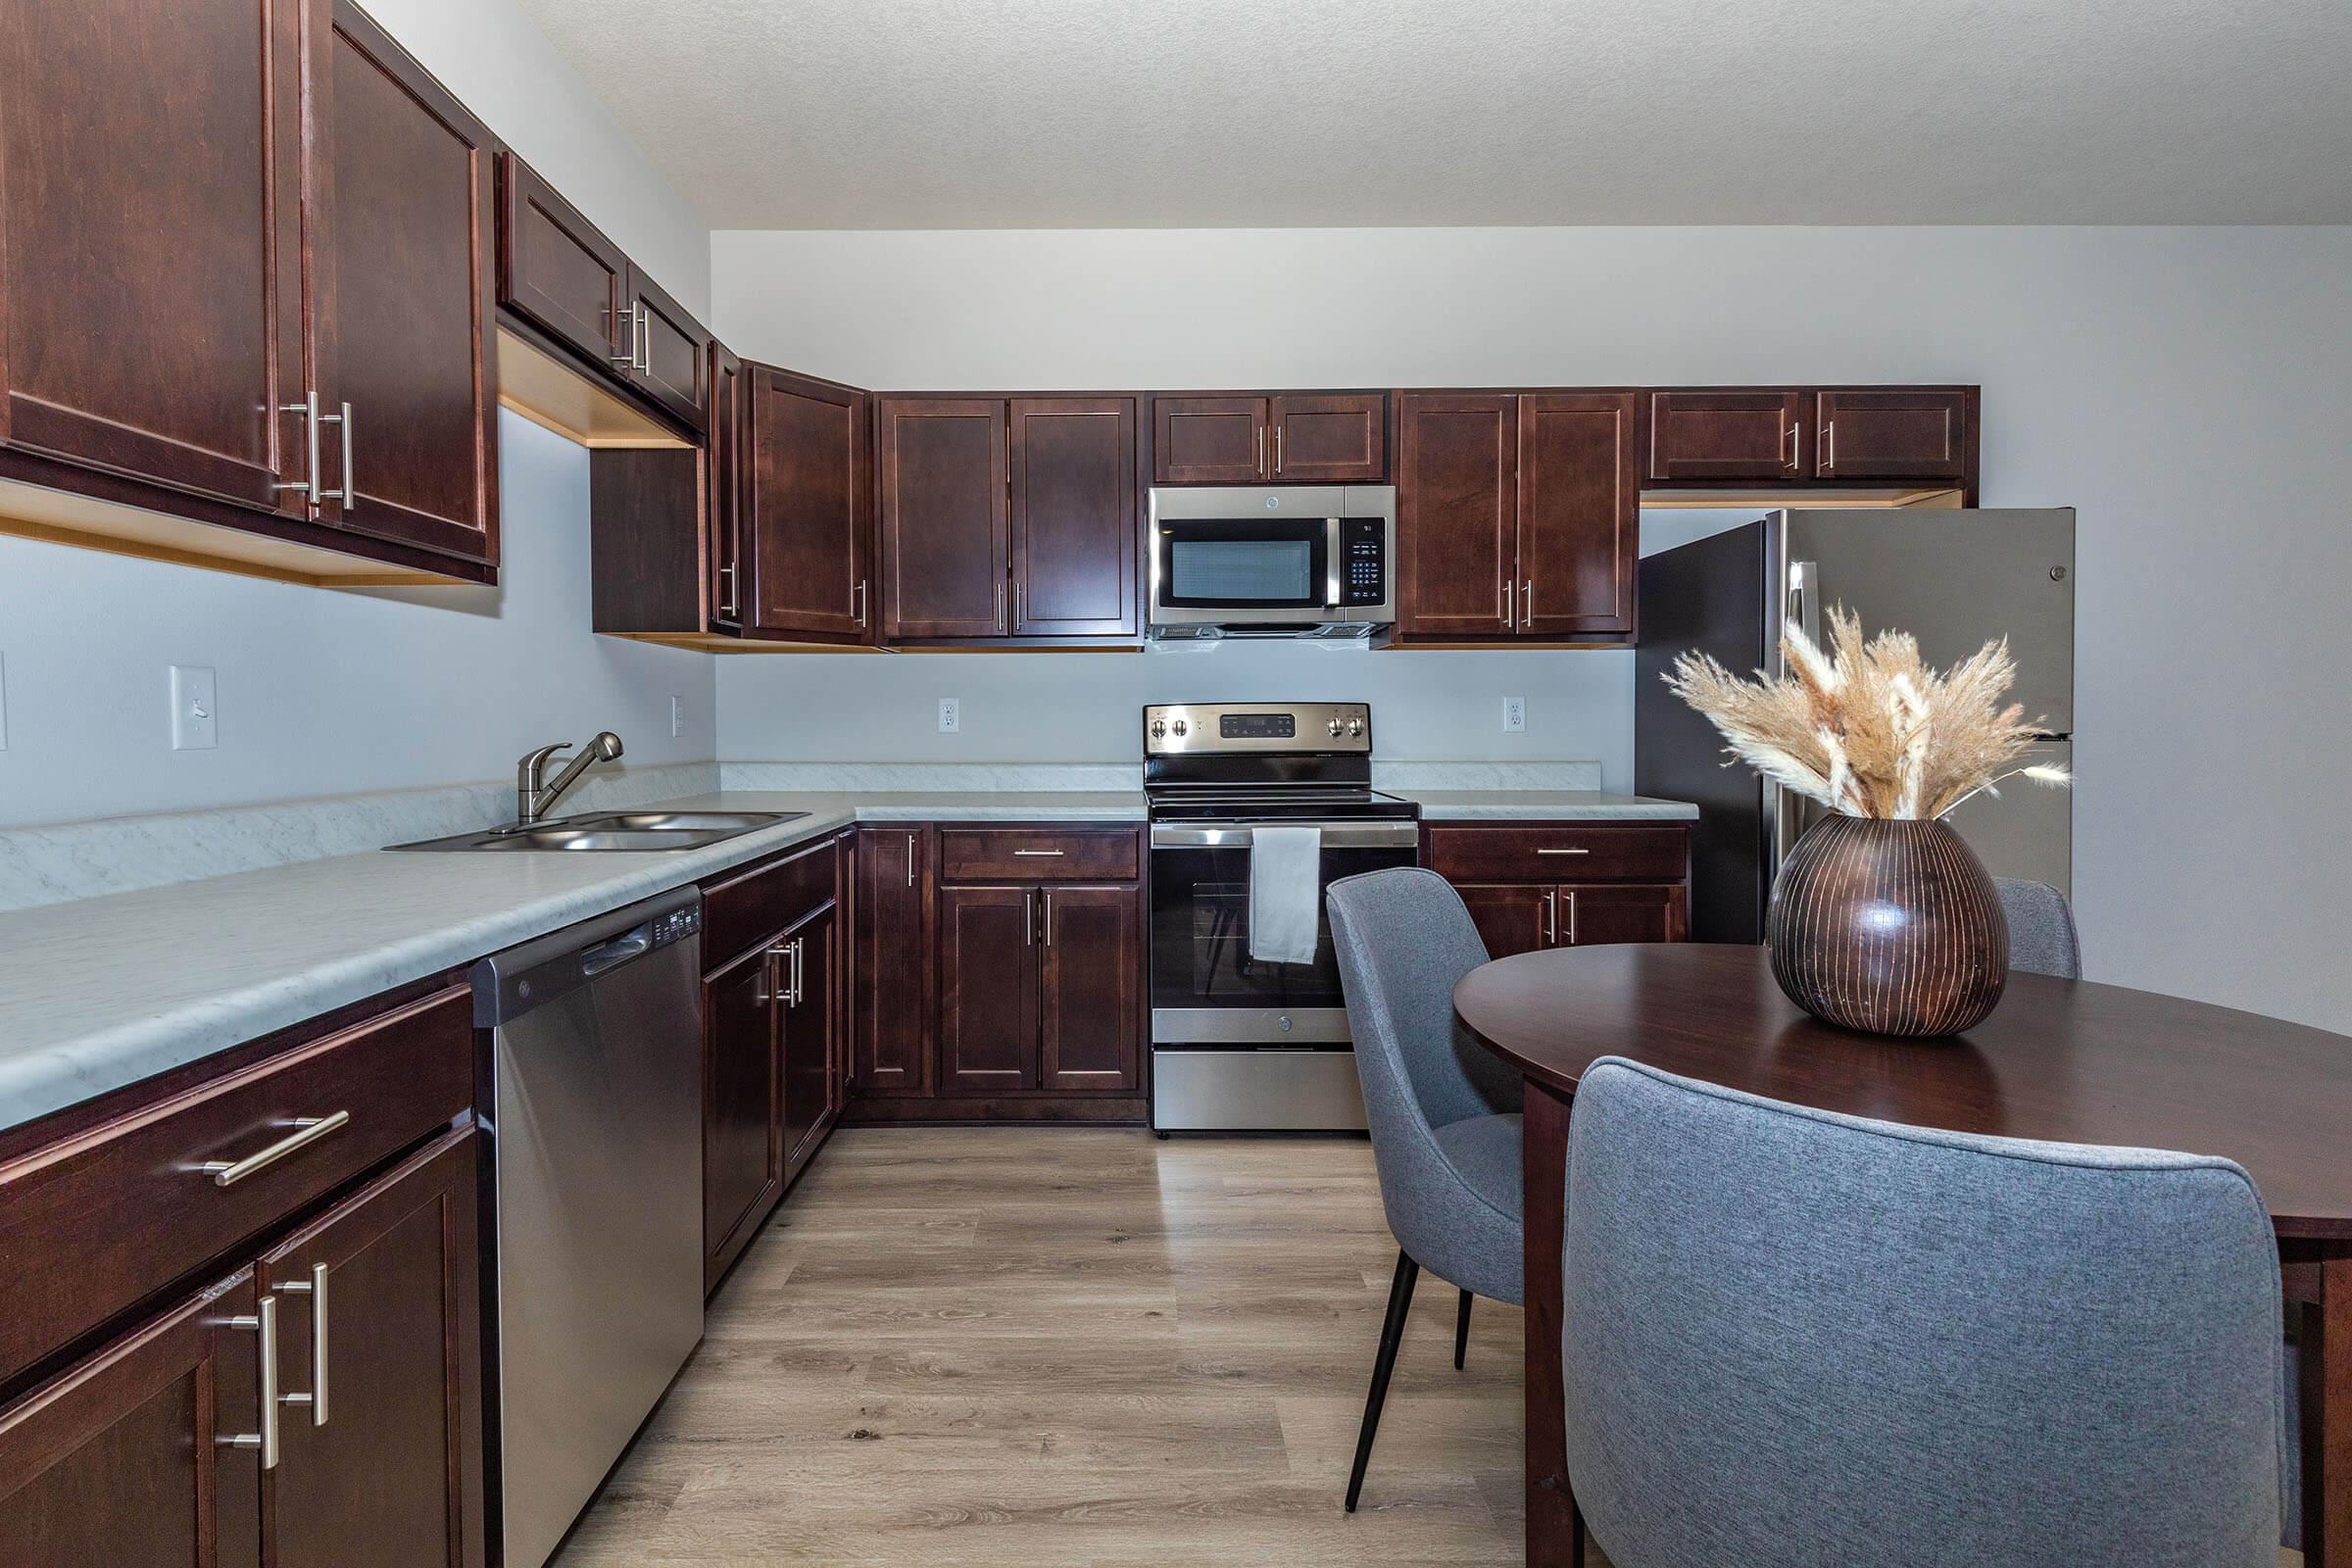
xmin=365 ymin=0 xmax=711 ymax=317
xmin=0 ymin=413 xmax=716 ymax=826
xmin=711 ymin=225 xmax=2352 ymax=1031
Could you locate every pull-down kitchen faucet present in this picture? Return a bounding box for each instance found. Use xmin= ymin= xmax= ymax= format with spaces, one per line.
xmin=514 ymin=731 xmax=624 ymax=826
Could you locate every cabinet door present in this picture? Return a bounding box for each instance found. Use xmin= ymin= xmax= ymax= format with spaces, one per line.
xmin=315 ymin=1 xmax=497 ymax=566
xmin=780 ymin=904 xmax=838 ymax=1179
xmin=703 ymin=940 xmax=782 ymax=1286
xmin=497 ymin=154 xmax=628 ymax=373
xmin=1152 ymin=396 xmax=1266 ymax=483
xmin=939 ymin=885 xmax=1039 ymax=1094
xmin=855 ymin=826 xmax=934 ymax=1096
xmin=1269 ymin=394 xmax=1386 ymax=481
xmin=0 ymin=1270 xmax=264 ymax=1567
xmin=1518 ymin=392 xmax=1638 ymax=638
xmin=1813 ymin=388 xmax=1969 ymax=480
xmin=1396 ymin=393 xmax=1517 ymax=636
xmin=1560 ymin=883 xmax=1690 ymax=947
xmin=880 ymin=397 xmax=1008 ymax=638
xmin=1 ymin=0 xmax=306 ymax=514
xmin=260 ymin=1130 xmax=483 ymax=1568
xmin=1009 ymin=397 xmax=1137 ymax=637
xmin=625 ymin=269 xmax=711 ymax=436
xmin=1453 ymin=883 xmax=1553 ymax=959
xmin=708 ymin=342 xmax=746 ymax=631
xmin=1039 ymin=884 xmax=1142 ymax=1091
xmin=1644 ymin=389 xmax=1802 ymax=482
xmin=745 ymin=365 xmax=871 ymax=639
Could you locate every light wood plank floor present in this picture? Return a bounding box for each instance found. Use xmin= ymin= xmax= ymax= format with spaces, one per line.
xmin=554 ymin=1127 xmax=1534 ymax=1566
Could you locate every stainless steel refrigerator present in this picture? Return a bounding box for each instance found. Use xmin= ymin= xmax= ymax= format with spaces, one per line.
xmin=1636 ymin=508 xmax=2075 ymax=944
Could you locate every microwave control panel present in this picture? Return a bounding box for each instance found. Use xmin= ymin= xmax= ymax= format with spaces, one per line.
xmin=1340 ymin=517 xmax=1386 ymax=607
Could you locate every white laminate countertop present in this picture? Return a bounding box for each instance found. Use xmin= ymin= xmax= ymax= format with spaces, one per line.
xmin=0 ymin=784 xmax=1690 ymax=1134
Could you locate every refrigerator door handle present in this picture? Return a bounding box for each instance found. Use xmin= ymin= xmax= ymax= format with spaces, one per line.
xmin=1786 ymin=560 xmax=1822 ymax=649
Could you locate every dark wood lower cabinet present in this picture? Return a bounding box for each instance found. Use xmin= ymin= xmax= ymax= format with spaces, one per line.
xmin=1038 ymin=884 xmax=1143 ymax=1092
xmin=1455 ymin=880 xmax=1688 ymax=957
xmin=939 ymin=885 xmax=1042 ymax=1094
xmin=1438 ymin=822 xmax=1692 ymax=961
xmin=0 ymin=1270 xmax=266 ymax=1568
xmin=855 ymin=825 xmax=935 ymax=1096
xmin=1454 ymin=881 xmax=1553 ymax=959
xmin=780 ymin=902 xmax=839 ymax=1181
xmin=257 ymin=1130 xmax=483 ymax=1568
xmin=703 ymin=939 xmax=783 ymax=1289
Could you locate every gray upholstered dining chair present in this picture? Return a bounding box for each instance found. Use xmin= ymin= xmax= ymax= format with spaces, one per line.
xmin=1995 ymin=876 xmax=2082 ymax=978
xmin=1326 ymin=867 xmax=1524 ymax=1513
xmin=1559 ymin=1055 xmax=2286 ymax=1568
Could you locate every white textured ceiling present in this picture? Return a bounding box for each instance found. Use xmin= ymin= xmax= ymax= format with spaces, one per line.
xmin=516 ymin=0 xmax=2352 ymax=227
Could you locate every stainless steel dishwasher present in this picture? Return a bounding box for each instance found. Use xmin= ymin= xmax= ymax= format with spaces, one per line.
xmin=472 ymin=887 xmax=706 ymax=1568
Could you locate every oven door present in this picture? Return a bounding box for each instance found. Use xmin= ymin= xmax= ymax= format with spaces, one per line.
xmin=1151 ymin=516 xmax=1338 ymax=628
xmin=1148 ymin=820 xmax=1419 ymax=1041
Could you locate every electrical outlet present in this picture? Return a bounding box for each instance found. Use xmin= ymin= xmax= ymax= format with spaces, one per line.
xmin=937 ymin=697 xmax=960 ymax=735
xmin=1501 ymin=696 xmax=1526 ymax=733
xmin=171 ymin=665 xmax=219 ymax=751
xmin=669 ymin=695 xmax=685 ymax=739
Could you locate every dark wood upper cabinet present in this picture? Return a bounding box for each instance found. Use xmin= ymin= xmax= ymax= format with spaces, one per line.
xmin=1152 ymin=396 xmax=1266 ymax=483
xmin=0 ymin=1269 xmax=265 ymax=1568
xmin=939 ymin=885 xmax=1040 ymax=1094
xmin=880 ymin=397 xmax=1009 ymax=639
xmin=257 ymin=1131 xmax=483 ymax=1568
xmin=855 ymin=825 xmax=935 ymax=1097
xmin=708 ymin=342 xmax=746 ymax=632
xmin=1396 ymin=393 xmax=1516 ymax=636
xmin=0 ymin=0 xmax=307 ymax=515
xmin=1813 ymin=387 xmax=1970 ymax=480
xmin=496 ymin=154 xmax=629 ymax=376
xmin=1518 ymin=392 xmax=1637 ymax=637
xmin=626 ymin=268 xmax=711 ymax=436
xmin=1008 ymin=397 xmax=1137 ymax=637
xmin=747 ymin=365 xmax=872 ymax=640
xmin=316 ymin=0 xmax=497 ymax=566
xmin=703 ymin=940 xmax=781 ymax=1288
xmin=1645 ymin=389 xmax=1802 ymax=481
xmin=1038 ymin=884 xmax=1142 ymax=1092
xmin=1269 ymin=394 xmax=1387 ymax=481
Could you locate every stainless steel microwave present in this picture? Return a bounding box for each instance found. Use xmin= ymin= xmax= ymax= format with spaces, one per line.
xmin=1146 ymin=485 xmax=1396 ymax=638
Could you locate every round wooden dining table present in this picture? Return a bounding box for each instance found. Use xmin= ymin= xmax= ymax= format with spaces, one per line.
xmin=1454 ymin=942 xmax=2352 ymax=1568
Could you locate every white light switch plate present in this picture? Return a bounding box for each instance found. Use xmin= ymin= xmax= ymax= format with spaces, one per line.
xmin=938 ymin=698 xmax=960 ymax=734
xmin=1501 ymin=696 xmax=1526 ymax=733
xmin=171 ymin=665 xmax=219 ymax=751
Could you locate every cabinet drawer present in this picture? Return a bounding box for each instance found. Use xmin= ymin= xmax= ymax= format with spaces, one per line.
xmin=703 ymin=837 xmax=836 ymax=971
xmin=1425 ymin=823 xmax=1689 ymax=884
xmin=0 ymin=986 xmax=471 ymax=1386
xmin=938 ymin=826 xmax=1140 ymax=882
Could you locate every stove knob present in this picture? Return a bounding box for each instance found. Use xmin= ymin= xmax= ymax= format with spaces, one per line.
xmin=1346 ymin=716 xmax=1365 ymax=738
xmin=1327 ymin=717 xmax=1344 ymax=736
xmin=1149 ymin=718 xmax=1166 ymax=739
xmin=1172 ymin=718 xmax=1188 ymax=737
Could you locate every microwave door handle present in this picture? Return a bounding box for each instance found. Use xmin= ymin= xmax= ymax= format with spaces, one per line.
xmin=1325 ymin=517 xmax=1343 ymax=609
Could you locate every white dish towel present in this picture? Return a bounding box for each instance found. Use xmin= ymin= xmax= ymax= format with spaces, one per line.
xmin=1248 ymin=826 xmax=1324 ymax=965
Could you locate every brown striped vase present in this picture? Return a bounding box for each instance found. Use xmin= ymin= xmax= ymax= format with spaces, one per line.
xmin=1765 ymin=814 xmax=2010 ymax=1037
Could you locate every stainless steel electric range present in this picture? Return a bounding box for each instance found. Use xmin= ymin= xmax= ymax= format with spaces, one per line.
xmin=1145 ymin=702 xmax=1420 ymax=1132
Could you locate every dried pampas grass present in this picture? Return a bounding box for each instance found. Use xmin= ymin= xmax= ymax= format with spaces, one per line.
xmin=1664 ymin=607 xmax=2070 ymax=820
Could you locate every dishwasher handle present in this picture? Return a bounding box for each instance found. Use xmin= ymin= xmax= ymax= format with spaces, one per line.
xmin=472 ymin=886 xmax=702 ymax=1026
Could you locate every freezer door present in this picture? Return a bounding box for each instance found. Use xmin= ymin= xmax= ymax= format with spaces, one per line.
xmin=1781 ymin=509 xmax=2074 ymax=732
xmin=1941 ymin=737 xmax=2073 ymax=893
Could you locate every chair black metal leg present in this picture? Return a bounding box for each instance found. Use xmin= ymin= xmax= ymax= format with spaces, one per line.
xmin=1454 ymin=1289 xmax=1473 ymax=1370
xmin=1346 ymin=1249 xmax=1420 ymax=1512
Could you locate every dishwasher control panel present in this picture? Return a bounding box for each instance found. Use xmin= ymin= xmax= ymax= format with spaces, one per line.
xmin=651 ymin=903 xmax=701 ymax=948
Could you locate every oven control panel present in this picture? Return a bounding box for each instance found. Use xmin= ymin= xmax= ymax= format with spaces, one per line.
xmin=1144 ymin=702 xmax=1370 ymax=756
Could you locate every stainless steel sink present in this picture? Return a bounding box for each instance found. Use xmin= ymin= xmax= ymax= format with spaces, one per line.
xmin=388 ymin=810 xmax=803 ymax=853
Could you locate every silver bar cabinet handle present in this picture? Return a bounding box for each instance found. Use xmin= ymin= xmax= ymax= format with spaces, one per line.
xmin=611 ymin=301 xmax=638 ymax=368
xmin=1042 ymin=888 xmax=1053 ymax=947
xmin=1503 ymin=575 xmax=1515 ymax=630
xmin=1565 ymin=889 xmax=1578 ymax=945
xmin=274 ymin=1261 xmax=328 ymax=1426
xmin=1523 ymin=580 xmax=1534 ymax=625
xmin=853 ymin=578 xmax=868 ymax=629
xmin=1535 ymin=847 xmax=1592 ymax=857
xmin=1255 ymin=425 xmax=1266 ymax=476
xmin=337 ymin=402 xmax=355 ymax=505
xmin=1544 ymin=888 xmax=1557 ymax=946
xmin=791 ymin=938 xmax=805 ymax=1006
xmin=1823 ymin=419 xmax=1837 ymax=472
xmin=905 ymin=833 xmax=916 ymax=887
xmin=311 ymin=402 xmax=349 ymax=505
xmin=221 ymin=1295 xmax=281 ymax=1469
xmin=1023 ymin=889 xmax=1034 ymax=946
xmin=1010 ymin=848 xmax=1064 ymax=857
xmin=717 ymin=562 xmax=738 ymax=619
xmin=1013 ymin=579 xmax=1024 ymax=630
xmin=1784 ymin=421 xmax=1798 ymax=470
xmin=275 ymin=393 xmax=320 ymax=496
xmin=996 ymin=579 xmax=1005 ymax=631
xmin=199 ymin=1112 xmax=351 ymax=1188
xmin=760 ymin=941 xmax=790 ymax=1004
xmin=635 ymin=305 xmax=652 ymax=376
xmin=1274 ymin=425 xmax=1284 ymax=474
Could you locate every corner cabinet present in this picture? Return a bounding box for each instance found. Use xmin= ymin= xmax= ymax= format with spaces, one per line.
xmin=0 ymin=0 xmax=499 ymax=584
xmin=1393 ymin=390 xmax=1639 ymax=645
xmin=743 ymin=366 xmax=872 ymax=642
xmin=879 ymin=395 xmax=1139 ymax=644
xmin=1424 ymin=822 xmax=1692 ymax=958
xmin=852 ymin=823 xmax=1148 ymax=1121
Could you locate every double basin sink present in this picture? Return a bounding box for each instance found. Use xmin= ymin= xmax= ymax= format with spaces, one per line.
xmin=390 ymin=810 xmax=805 ymax=854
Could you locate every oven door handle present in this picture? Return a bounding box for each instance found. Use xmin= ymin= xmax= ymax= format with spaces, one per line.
xmin=1150 ymin=821 xmax=1422 ymax=850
